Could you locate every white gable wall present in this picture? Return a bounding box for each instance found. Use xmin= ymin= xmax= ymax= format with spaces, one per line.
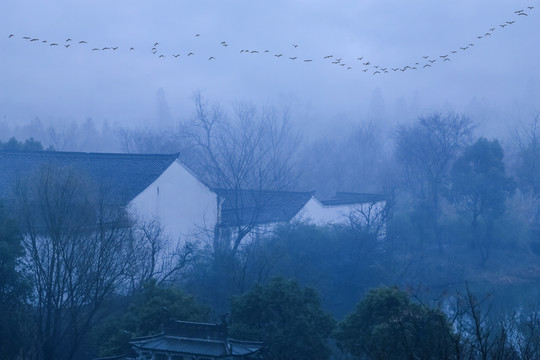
xmin=294 ymin=196 xmax=387 ymax=231
xmin=130 ymin=160 xmax=217 ymax=248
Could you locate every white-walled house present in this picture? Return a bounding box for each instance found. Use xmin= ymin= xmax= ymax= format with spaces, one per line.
xmin=129 ymin=158 xmax=218 ymax=244
xmin=0 ymin=151 xmax=217 ymax=250
xmin=0 ymin=150 xmax=388 ymax=249
xmin=294 ymin=192 xmax=388 ymax=238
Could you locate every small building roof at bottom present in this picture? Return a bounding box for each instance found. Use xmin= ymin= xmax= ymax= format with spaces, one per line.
xmin=129 ymin=320 xmax=263 ymax=359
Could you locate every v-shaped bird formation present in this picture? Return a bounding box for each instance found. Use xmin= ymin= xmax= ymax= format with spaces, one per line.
xmin=6 ymin=6 xmax=535 ymax=76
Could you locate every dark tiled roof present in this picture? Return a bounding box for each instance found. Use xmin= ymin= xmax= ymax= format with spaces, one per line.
xmin=0 ymin=150 xmax=179 ymax=203
xmin=130 ymin=320 xmax=263 ymax=357
xmin=164 ymin=320 xmax=228 ymax=341
xmin=229 ymin=339 xmax=265 ymax=356
xmin=131 ymin=335 xmax=229 ymax=357
xmin=215 ymin=188 xmax=314 ymax=226
xmin=319 ymin=192 xmax=386 ymax=206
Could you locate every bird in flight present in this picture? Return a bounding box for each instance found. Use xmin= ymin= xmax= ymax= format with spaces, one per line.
xmin=173 ymin=54 xmax=180 ymax=58
xmin=79 ymin=40 xmax=87 ymax=44
xmin=64 ymin=44 xmax=70 ymax=48
xmin=195 ymin=34 xmax=200 ymax=37
xmin=23 ymin=36 xmax=30 ymax=39
xmin=66 ymin=38 xmax=71 ymax=42
xmin=324 ymin=55 xmax=333 ymax=59
xmin=490 ymin=28 xmax=496 ymax=31
xmin=159 ymin=55 xmax=164 ymax=58
xmin=92 ymin=48 xmax=99 ymax=51
xmin=423 ymin=64 xmax=431 ymax=68
xmin=154 ymin=42 xmax=159 ymax=46
xmin=429 ymin=59 xmax=436 ymax=63
xmin=444 ymin=58 xmax=451 ymax=61
xmin=8 ymin=34 xmax=14 ymax=38
xmin=30 ymin=38 xmax=39 ymax=41
xmin=500 ymin=24 xmax=507 ymax=28
xmin=130 ymin=47 xmax=134 ymax=50
xmin=188 ymin=52 xmax=194 ymax=56
xmin=292 ymin=44 xmax=298 ymax=48
xmin=209 ymin=56 xmax=215 ymax=60
xmin=528 ymin=6 xmax=534 ymax=9
xmin=289 ymin=57 xmax=297 ymax=60
xmin=460 ymin=46 xmax=469 ymax=50
xmin=112 ymin=47 xmax=118 ymax=50
xmin=506 ymin=21 xmax=515 ymax=24
xmin=357 ymin=57 xmax=363 ymax=60
xmin=275 ymin=54 xmax=283 ymax=57
xmin=518 ymin=12 xmax=528 ymax=16
xmin=304 ymin=59 xmax=312 ymax=62
xmin=103 ymin=47 xmax=110 ymax=50
xmin=363 ymin=61 xmax=370 ymax=65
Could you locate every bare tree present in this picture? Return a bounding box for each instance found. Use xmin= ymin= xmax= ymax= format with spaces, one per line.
xmin=513 ymin=113 xmax=540 ymax=197
xmin=345 ymin=196 xmax=394 ymax=239
xmin=13 ymin=164 xmax=139 ymax=360
xmin=184 ymin=94 xmax=301 ymax=258
xmin=395 ymin=113 xmax=473 ymax=249
xmin=127 ymin=216 xmax=197 ymax=288
xmin=117 ymin=126 xmax=181 ymax=154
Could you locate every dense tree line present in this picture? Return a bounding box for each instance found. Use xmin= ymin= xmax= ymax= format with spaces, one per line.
xmin=2 ymin=106 xmax=540 ymax=359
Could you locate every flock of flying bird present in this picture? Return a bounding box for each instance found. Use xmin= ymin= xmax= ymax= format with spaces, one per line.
xmin=7 ymin=6 xmax=535 ymax=76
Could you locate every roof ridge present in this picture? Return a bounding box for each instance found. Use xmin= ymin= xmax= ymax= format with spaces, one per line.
xmin=0 ymin=149 xmax=179 ymax=159
xmin=214 ymin=188 xmax=315 ymax=195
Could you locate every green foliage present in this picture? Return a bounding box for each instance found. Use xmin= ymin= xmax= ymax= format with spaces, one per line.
xmin=451 ymin=138 xmax=515 ymax=223
xmin=230 ymin=276 xmax=336 ymax=360
xmin=450 ymin=138 xmax=516 ymax=263
xmin=242 ymin=223 xmax=386 ymax=317
xmin=335 ymin=286 xmax=456 ymax=360
xmin=95 ymin=280 xmax=210 ymax=356
xmin=0 ymin=201 xmax=31 ymax=360
xmin=0 ymin=136 xmax=47 ymax=151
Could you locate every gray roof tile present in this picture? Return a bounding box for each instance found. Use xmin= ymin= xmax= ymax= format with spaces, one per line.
xmin=0 ymin=150 xmax=178 ymax=203
xmin=216 ymin=188 xmax=314 ymax=226
xmin=319 ymin=192 xmax=386 ymax=206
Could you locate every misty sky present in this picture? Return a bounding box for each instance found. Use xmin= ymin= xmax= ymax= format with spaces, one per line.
xmin=1 ymin=0 xmax=539 ymax=136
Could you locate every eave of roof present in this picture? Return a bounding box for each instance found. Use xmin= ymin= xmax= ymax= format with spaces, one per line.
xmin=215 ymin=188 xmax=315 ymax=226
xmin=319 ymin=192 xmax=386 ymax=206
xmin=0 ymin=150 xmax=179 ymax=203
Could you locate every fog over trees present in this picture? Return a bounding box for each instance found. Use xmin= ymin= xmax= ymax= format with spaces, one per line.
xmin=1 ymin=95 xmax=540 ymax=359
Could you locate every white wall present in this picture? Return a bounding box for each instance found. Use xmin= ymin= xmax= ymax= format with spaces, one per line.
xmin=130 ymin=160 xmax=217 ymax=249
xmin=294 ymin=196 xmax=387 ymax=233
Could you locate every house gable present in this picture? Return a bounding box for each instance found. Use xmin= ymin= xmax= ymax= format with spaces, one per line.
xmin=130 ymin=159 xmax=217 ymax=245
xmin=294 ymin=192 xmax=387 ymax=228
